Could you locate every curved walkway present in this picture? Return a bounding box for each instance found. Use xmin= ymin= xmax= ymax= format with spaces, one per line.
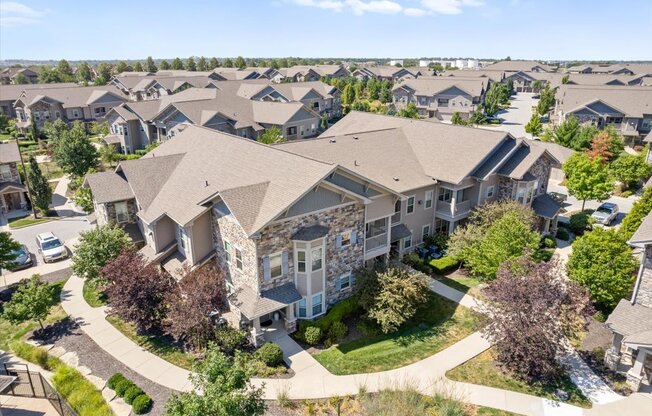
xmin=60 ymin=274 xmax=646 ymax=416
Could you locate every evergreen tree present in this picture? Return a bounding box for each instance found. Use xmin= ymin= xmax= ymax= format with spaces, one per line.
xmin=197 ymin=56 xmax=207 ymax=71
xmin=27 ymin=156 xmax=52 ymax=214
xmin=76 ymin=62 xmax=92 ymax=83
xmin=115 ymin=61 xmax=130 ymax=74
xmin=172 ymin=57 xmax=184 ymax=70
xmin=223 ymin=58 xmax=234 ymax=68
xmin=133 ymin=62 xmax=144 ymax=72
xmin=209 ymin=57 xmax=219 ymax=69
xmin=159 ymin=60 xmax=171 ymax=70
xmin=56 ymin=59 xmax=74 ymax=80
xmin=146 ymin=56 xmax=157 ymax=72
xmin=186 ymin=57 xmax=197 ymax=71
xmin=234 ymin=56 xmax=246 ymax=69
xmin=97 ymin=63 xmax=112 ymax=80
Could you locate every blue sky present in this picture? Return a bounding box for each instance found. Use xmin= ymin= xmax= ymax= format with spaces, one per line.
xmin=1 ymin=0 xmax=651 ymax=61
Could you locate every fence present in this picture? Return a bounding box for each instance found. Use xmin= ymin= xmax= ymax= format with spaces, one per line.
xmin=0 ymin=363 xmax=77 ymax=416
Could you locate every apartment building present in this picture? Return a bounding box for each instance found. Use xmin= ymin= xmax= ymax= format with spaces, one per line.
xmin=0 ymin=67 xmax=39 ymax=85
xmin=352 ymin=66 xmax=417 ymax=83
xmin=0 ymin=83 xmax=78 ymax=118
xmin=274 ymin=65 xmax=349 ymax=83
xmin=483 ymin=60 xmax=555 ymax=73
xmin=0 ymin=142 xmax=28 ymax=216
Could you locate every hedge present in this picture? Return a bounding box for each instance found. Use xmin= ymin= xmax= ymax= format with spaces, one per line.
xmin=255 ymin=342 xmax=284 ymax=367
xmin=124 ymin=385 xmax=144 ymax=404
xmin=132 ymin=394 xmax=153 ymax=414
xmin=429 ymin=256 xmax=459 ymax=274
xmin=107 ymin=372 xmax=153 ymax=413
xmin=299 ymin=296 xmax=359 ymax=335
xmin=107 ymin=372 xmax=126 ymax=390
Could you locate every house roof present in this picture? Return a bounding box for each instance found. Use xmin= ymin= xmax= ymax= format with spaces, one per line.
xmin=291 ymin=224 xmax=330 ymax=241
xmin=0 ymin=142 xmax=21 ymax=164
xmin=355 ymin=66 xmax=416 ymax=78
xmin=390 ymin=224 xmax=412 ymax=243
xmin=17 ymin=85 xmax=126 ymax=109
xmin=0 ymin=82 xmax=78 ymax=102
xmin=440 ymin=70 xmax=505 ymax=82
xmin=531 ymin=194 xmax=563 ymax=219
xmin=556 ymin=85 xmax=652 ymax=118
xmin=84 ymin=171 xmax=134 ymax=204
xmin=629 ymin=212 xmax=652 ymax=246
xmin=394 ymin=77 xmax=487 ymax=97
xmin=118 ymin=155 xmax=184 ymax=211
xmin=230 ymin=282 xmax=302 ymax=319
xmin=606 ymin=299 xmax=652 ymax=347
xmin=484 ymin=60 xmax=555 ymax=72
xmin=279 ymin=65 xmax=347 ymax=78
xmin=278 ymin=111 xmax=515 ymax=190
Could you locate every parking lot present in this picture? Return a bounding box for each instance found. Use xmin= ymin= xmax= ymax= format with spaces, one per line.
xmin=478 ymin=92 xmax=540 ymax=139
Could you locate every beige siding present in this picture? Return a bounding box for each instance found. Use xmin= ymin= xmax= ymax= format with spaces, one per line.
xmin=190 ymin=211 xmax=213 ymax=264
xmin=155 ymin=215 xmax=176 ymax=251
xmin=366 ymin=194 xmax=395 ymax=221
xmin=400 ymin=186 xmax=437 ymax=245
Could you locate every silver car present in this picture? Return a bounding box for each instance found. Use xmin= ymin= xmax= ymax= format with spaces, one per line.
xmin=35 ymin=232 xmax=68 ymax=263
xmin=591 ymin=202 xmax=619 ymax=226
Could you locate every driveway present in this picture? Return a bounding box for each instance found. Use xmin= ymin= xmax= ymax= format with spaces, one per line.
xmin=478 ymin=92 xmax=540 ymax=139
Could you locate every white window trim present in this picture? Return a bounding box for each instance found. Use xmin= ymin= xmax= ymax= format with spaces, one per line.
xmin=486 ymin=185 xmax=495 ymax=199
xmin=339 ymin=273 xmax=352 ymax=291
xmin=311 ymin=246 xmax=324 ymax=272
xmin=340 ymin=229 xmax=352 ymax=247
xmin=424 ymin=190 xmax=433 ymax=209
xmin=422 ymin=224 xmax=431 ymax=242
xmin=223 ymin=240 xmax=232 ymax=264
xmin=404 ymin=234 xmax=412 ymax=249
xmin=269 ymin=251 xmax=283 ymax=279
xmin=296 ymin=249 xmax=307 ymax=273
xmin=115 ymin=201 xmax=129 ymax=224
xmin=406 ymin=195 xmax=415 ymax=215
xmin=311 ymin=292 xmax=325 ymax=317
xmin=234 ymin=246 xmax=244 ymax=271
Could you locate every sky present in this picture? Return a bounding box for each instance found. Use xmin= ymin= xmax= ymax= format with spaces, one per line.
xmin=1 ymin=0 xmax=651 ymax=61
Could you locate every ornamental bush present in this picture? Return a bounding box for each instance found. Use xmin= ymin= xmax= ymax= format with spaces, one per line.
xmin=255 ymin=342 xmax=284 ymax=367
xmin=114 ymin=378 xmax=134 ymax=397
xmin=131 ymin=394 xmax=152 ymax=414
xmin=107 ymin=373 xmax=126 ymax=390
xmin=556 ymin=227 xmax=570 ymax=241
xmin=124 ymin=385 xmax=144 ymax=405
xmin=304 ymin=326 xmax=322 ymax=345
xmin=569 ymin=212 xmax=592 ymax=236
xmin=214 ymin=326 xmax=248 ymax=355
xmin=328 ymin=321 xmax=348 ymax=342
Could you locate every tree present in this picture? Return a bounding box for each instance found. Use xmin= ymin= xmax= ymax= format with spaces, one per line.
xmin=620 ymin=187 xmax=652 ymax=240
xmin=166 ymin=264 xmax=227 ymax=350
xmin=197 ymin=56 xmax=207 ymax=72
xmin=234 ymin=56 xmax=246 ymax=69
xmin=73 ymin=186 xmax=94 ymax=214
xmin=341 ymin=83 xmax=355 ymax=107
xmin=535 ymin=85 xmax=555 ymax=115
xmin=562 ymin=153 xmax=613 ymax=211
xmin=159 ymin=60 xmax=171 ymax=70
xmin=99 ymin=143 xmax=120 ymax=167
xmin=484 ymin=82 xmax=505 ymax=116
xmin=451 ymin=112 xmax=466 ymax=126
xmin=43 ymin=119 xmax=69 ymax=142
xmin=541 ymin=116 xmax=579 ymax=148
xmin=610 ymin=151 xmax=651 ymax=189
xmin=164 ymin=345 xmax=265 ymax=416
xmin=350 ymin=99 xmax=370 ymax=112
xmin=2 ymin=275 xmax=54 ymax=330
xmin=132 ymin=62 xmax=144 ymax=72
xmin=90 ymin=121 xmax=109 ymax=137
xmin=223 ymin=58 xmax=234 ymax=68
xmin=379 ymin=82 xmax=392 ymax=103
xmin=0 ymin=232 xmax=21 ymax=271
xmin=531 ymin=80 xmax=543 ymax=93
xmin=145 ymin=56 xmax=157 ymax=72
xmin=482 ymin=257 xmax=592 ymax=382
xmin=256 ymin=126 xmax=285 ymax=144
xmin=561 ymin=75 xmax=570 ymax=84
xmin=171 ymin=57 xmax=184 ymax=70
xmin=524 ymin=113 xmax=542 ymax=137
xmin=115 ymin=61 xmax=130 ymax=74
xmin=52 ymin=123 xmax=98 ymax=177
xmin=76 ymin=62 xmax=92 ymax=83
xmin=97 ymin=63 xmax=112 ymax=80
xmin=13 ymin=72 xmax=28 ymax=84
xmin=567 ymin=228 xmax=638 ymax=310
xmin=0 ymin=114 xmax=8 ymax=133
xmin=397 ymin=103 xmax=419 ymax=119
xmin=103 ymin=249 xmax=175 ymax=333
xmin=72 ymin=224 xmax=133 ymax=282
xmin=209 ymin=57 xmax=219 ymax=69
xmin=38 ymin=67 xmax=62 ymax=84
xmin=469 ymin=110 xmax=486 ymax=125
xmin=186 ymin=57 xmax=197 ymax=72
xmin=358 ymin=267 xmax=429 ymax=334
xmin=56 ymin=59 xmax=74 ymax=80
xmin=587 ymin=130 xmax=623 ymax=162
xmin=320 ymin=113 xmax=328 ymax=130
xmin=27 ymin=156 xmax=51 ymax=214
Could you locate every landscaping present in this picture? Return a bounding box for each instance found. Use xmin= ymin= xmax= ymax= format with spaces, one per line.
xmin=107 ymin=373 xmax=153 ymax=414
xmin=313 ymin=291 xmax=480 ymax=375
xmin=82 ymin=279 xmax=107 ymax=307
xmin=446 ymin=349 xmax=592 ymax=408
xmin=7 ymin=215 xmax=55 ymax=229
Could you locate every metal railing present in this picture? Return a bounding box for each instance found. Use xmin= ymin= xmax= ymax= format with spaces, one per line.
xmin=436 ymin=200 xmax=472 ymax=217
xmin=365 ymin=233 xmax=388 ymax=252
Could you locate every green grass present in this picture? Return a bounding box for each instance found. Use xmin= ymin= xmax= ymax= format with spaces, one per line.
xmin=53 ymin=364 xmax=114 ymax=416
xmin=477 ymin=407 xmax=522 ymax=416
xmin=82 ymin=280 xmax=107 ymax=308
xmin=446 ymin=349 xmax=592 ymax=408
xmin=8 ymin=215 xmax=54 ymax=229
xmin=106 ymin=314 xmax=194 ymax=370
xmin=39 ymin=161 xmax=64 ymax=180
xmin=0 ymin=280 xmax=67 ymax=350
xmin=314 ymin=292 xmax=481 ymax=375
xmin=435 ymin=272 xmax=482 ymax=296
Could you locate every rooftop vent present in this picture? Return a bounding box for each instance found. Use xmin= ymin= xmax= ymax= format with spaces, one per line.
xmin=393 ymin=177 xmax=399 ymax=181
xmin=329 ymin=139 xmax=336 ymax=143
xmin=205 ymin=180 xmax=209 ymax=187
xmin=353 ymin=136 xmax=359 ymax=140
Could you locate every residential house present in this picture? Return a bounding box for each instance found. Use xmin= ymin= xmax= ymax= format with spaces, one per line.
xmin=274 ymin=65 xmax=349 ymax=83
xmin=279 ymin=111 xmax=563 ymax=259
xmin=13 ymin=85 xmax=127 ymax=132
xmin=352 ymin=66 xmax=417 ymax=83
xmin=0 ymin=83 xmax=77 ymax=118
xmin=528 ymin=73 xmax=652 ymax=90
xmin=392 ymin=77 xmax=487 ymax=120
xmin=0 ymin=67 xmax=39 ymax=85
xmin=213 ymin=67 xmax=279 ymax=81
xmin=553 ymin=85 xmax=652 ymax=143
xmin=0 ymin=142 xmax=28 ymax=216
xmin=566 ymin=63 xmax=652 ymax=76
xmin=483 ymin=60 xmax=555 ymax=73
xmin=604 ymin=212 xmax=652 ymax=391
xmin=111 ymin=71 xmax=220 ymax=101
xmin=85 ymin=124 xmax=399 ymax=344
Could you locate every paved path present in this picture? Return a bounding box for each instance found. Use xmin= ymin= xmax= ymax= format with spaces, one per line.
xmin=477 ymin=92 xmax=539 ymax=139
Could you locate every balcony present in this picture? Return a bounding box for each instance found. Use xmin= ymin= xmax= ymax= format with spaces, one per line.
xmin=365 ymin=233 xmax=388 ymax=253
xmin=436 ymin=199 xmax=472 ymax=218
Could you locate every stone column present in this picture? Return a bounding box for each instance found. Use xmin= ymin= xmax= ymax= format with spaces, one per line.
xmin=285 ymin=304 xmax=297 ymax=333
xmin=605 ymin=333 xmax=623 ymax=371
xmin=250 ymin=317 xmax=264 ymax=347
xmin=626 ymin=349 xmax=647 ymax=391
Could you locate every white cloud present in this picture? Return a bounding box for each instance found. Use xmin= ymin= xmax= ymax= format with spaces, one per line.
xmin=283 ymin=0 xmax=483 ymax=16
xmin=0 ymin=2 xmax=48 ymax=27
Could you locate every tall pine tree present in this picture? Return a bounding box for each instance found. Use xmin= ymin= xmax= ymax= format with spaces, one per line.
xmin=27 ymin=156 xmax=52 ymax=214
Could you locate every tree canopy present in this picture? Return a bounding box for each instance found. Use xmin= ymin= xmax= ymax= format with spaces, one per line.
xmin=2 ymin=275 xmax=54 ymax=329
xmin=72 ymin=224 xmax=133 ymax=282
xmin=562 ymin=152 xmax=613 ymax=211
xmin=51 ymin=122 xmax=98 ymax=177
xmin=0 ymin=232 xmax=21 ymax=271
xmin=27 ymin=155 xmax=52 ymax=214
xmin=619 ymin=186 xmax=652 ymax=240
xmin=256 ymin=126 xmax=285 ymax=144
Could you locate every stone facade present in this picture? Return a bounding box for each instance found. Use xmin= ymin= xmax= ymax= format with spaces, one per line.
xmin=636 ymin=246 xmax=652 ymax=308
xmin=256 ymin=202 xmax=365 ymax=307
xmin=1 ymin=162 xmax=21 ymax=184
xmin=497 ymin=176 xmax=514 ymax=199
xmin=212 ymin=211 xmax=259 ymax=293
xmin=103 ymin=199 xmax=138 ymax=225
xmin=527 ymin=156 xmax=553 ymax=196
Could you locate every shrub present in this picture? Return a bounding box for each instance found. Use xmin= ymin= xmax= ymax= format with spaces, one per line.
xmin=107 ymin=373 xmax=126 ymax=390
xmin=327 ymin=321 xmax=348 ymax=342
xmin=556 ymin=227 xmax=570 ymax=241
xmin=429 ymin=256 xmax=459 ymax=274
xmin=310 ymin=297 xmax=359 ymax=333
xmin=304 ymin=326 xmax=322 ymax=345
xmin=124 ymin=385 xmax=144 ymax=404
xmin=541 ymin=235 xmax=557 ymax=248
xmin=533 ymin=249 xmax=554 ymax=262
xmin=569 ymin=212 xmax=592 ymax=235
xmin=131 ymin=394 xmax=152 ymax=414
xmin=10 ymin=341 xmax=60 ymax=371
xmin=255 ymin=342 xmax=284 ymax=367
xmin=620 ymin=190 xmax=633 ymax=198
xmin=357 ymin=318 xmax=381 ymax=337
xmin=214 ymin=326 xmax=248 ymax=355
xmin=114 ymin=378 xmax=135 ymax=397
xmin=403 ymin=252 xmax=431 ymax=274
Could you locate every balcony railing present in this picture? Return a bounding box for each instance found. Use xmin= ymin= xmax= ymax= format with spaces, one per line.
xmin=436 ymin=200 xmax=472 ymax=217
xmin=365 ymin=233 xmax=388 ymax=252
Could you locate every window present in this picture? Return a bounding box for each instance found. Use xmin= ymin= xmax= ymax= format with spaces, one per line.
xmin=0 ymin=165 xmax=11 ymax=180
xmin=300 ymin=126 xmax=305 ymax=136
xmin=340 ymin=230 xmax=351 ymax=247
xmin=434 ymin=218 xmax=449 ymax=235
xmin=312 ymin=102 xmax=319 ymax=110
xmin=424 ymin=190 xmax=433 ymax=209
xmin=422 ymin=224 xmax=431 ymax=241
xmin=297 ymin=250 xmax=306 ymax=273
xmin=270 ymin=252 xmax=283 ymax=278
xmin=486 ymin=185 xmax=495 ymax=198
xmin=54 ymin=111 xmax=60 ymax=118
xmin=298 ymin=298 xmax=307 ymax=318
xmin=437 ymin=98 xmax=449 ymax=107
xmin=339 ymin=273 xmax=351 ymax=291
xmin=224 ymin=241 xmax=232 ymax=264
xmin=94 ymin=106 xmax=106 ymax=115
xmin=365 ymin=217 xmax=388 ymax=238
xmin=391 ymin=200 xmax=401 ymax=224
xmin=115 ymin=201 xmax=129 ymax=223
xmin=311 ymin=247 xmax=323 ymax=271
xmin=406 ymin=196 xmax=415 ymax=214
xmin=72 ymin=109 xmax=80 ymax=118
xmin=438 ymin=188 xmax=452 ymax=202
xmin=404 ymin=235 xmax=412 ymax=249
xmin=287 ymin=126 xmax=297 ymax=136
xmin=312 ymin=293 xmax=323 ymax=316
xmin=235 ymin=248 xmax=243 ymax=270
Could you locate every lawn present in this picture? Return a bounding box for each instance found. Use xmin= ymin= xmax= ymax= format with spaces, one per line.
xmin=446 ymin=349 xmax=592 ymax=408
xmin=82 ymin=279 xmax=107 ymax=308
xmin=39 ymin=161 xmax=64 ymax=180
xmin=314 ymin=292 xmax=481 ymax=375
xmin=434 ymin=271 xmax=483 ymax=298
xmin=106 ymin=314 xmax=194 ymax=370
xmin=8 ymin=215 xmax=55 ymax=229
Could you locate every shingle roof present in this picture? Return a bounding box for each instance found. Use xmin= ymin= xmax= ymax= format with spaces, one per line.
xmin=390 ymin=224 xmax=411 ymax=243
xmin=532 ymin=194 xmax=563 ymax=219
xmin=118 ymin=155 xmax=184 ymax=210
xmin=606 ymin=299 xmax=652 ymax=346
xmin=484 ymin=60 xmax=554 ymax=72
xmin=0 ymin=142 xmax=20 ymax=164
xmin=84 ymin=171 xmax=134 ymax=204
xmin=291 ymin=225 xmax=330 ymax=241
xmin=230 ymin=282 xmax=302 ymax=319
xmin=17 ymin=85 xmax=126 ymax=109
xmin=497 ymin=142 xmax=550 ymax=180
xmin=394 ymin=77 xmax=487 ymax=98
xmin=0 ymin=82 xmax=78 ymax=102
xmin=440 ymin=70 xmax=505 ymax=82
xmin=556 ymin=85 xmax=652 ymax=118
xmin=629 ymin=212 xmax=652 ymax=245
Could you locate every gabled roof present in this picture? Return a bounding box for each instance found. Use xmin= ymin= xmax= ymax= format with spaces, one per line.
xmin=606 ymin=299 xmax=652 ymax=347
xmin=0 ymin=82 xmax=78 ymax=102
xmin=629 ymin=212 xmax=652 ymax=246
xmin=354 ymin=66 xmax=416 ymax=78
xmin=484 ymin=60 xmax=555 ymax=72
xmin=394 ymin=77 xmax=486 ymax=97
xmin=440 ymin=70 xmax=505 ymax=82
xmin=84 ymin=171 xmax=134 ymax=204
xmin=0 ymin=142 xmax=21 ymax=164
xmin=117 ymin=154 xmax=184 ymax=210
xmin=556 ymin=85 xmax=652 ymax=118
xmin=17 ymin=85 xmax=126 ymax=109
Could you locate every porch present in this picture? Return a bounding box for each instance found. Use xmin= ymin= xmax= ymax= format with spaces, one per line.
xmin=0 ymin=183 xmax=28 ymax=215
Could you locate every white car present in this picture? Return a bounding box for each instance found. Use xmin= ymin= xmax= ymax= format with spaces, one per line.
xmin=591 ymin=202 xmax=619 ymax=226
xmin=35 ymin=232 xmax=68 ymax=263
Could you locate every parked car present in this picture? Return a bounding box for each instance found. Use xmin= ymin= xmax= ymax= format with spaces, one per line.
xmin=591 ymin=202 xmax=619 ymax=226
xmin=8 ymin=245 xmax=33 ymax=271
xmin=539 ymin=114 xmax=549 ymax=123
xmin=35 ymin=232 xmax=68 ymax=263
xmin=485 ymin=116 xmax=503 ymax=124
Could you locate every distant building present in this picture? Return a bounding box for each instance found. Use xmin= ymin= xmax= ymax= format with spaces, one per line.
xmin=389 ymin=60 xmax=404 ymax=67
